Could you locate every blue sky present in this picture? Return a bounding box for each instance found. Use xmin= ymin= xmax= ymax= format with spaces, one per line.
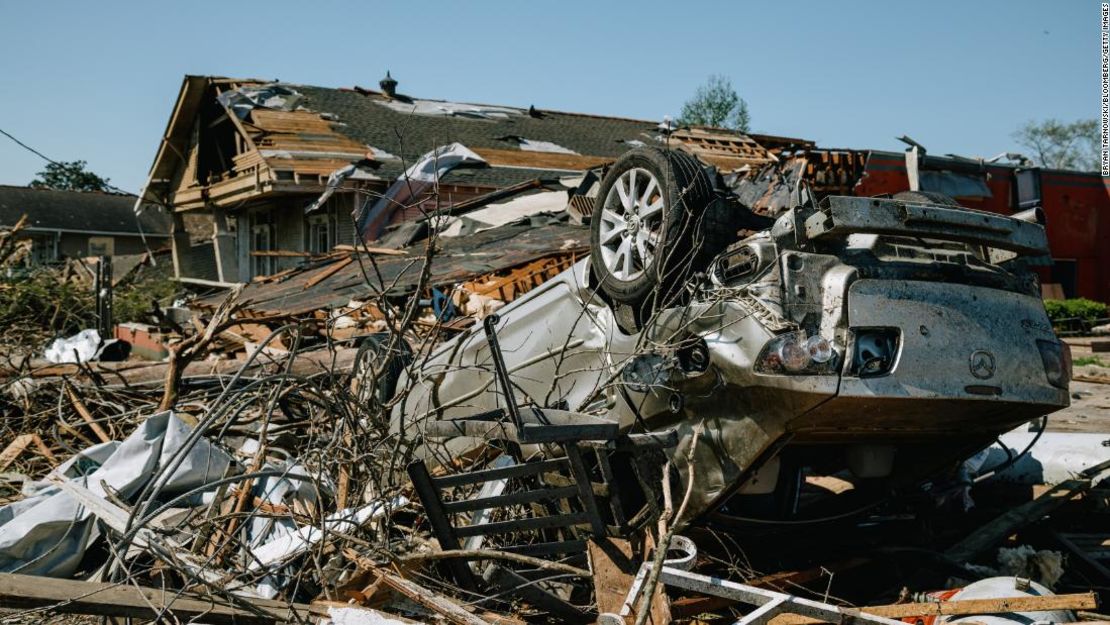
xmin=0 ymin=1 xmax=1097 ymax=193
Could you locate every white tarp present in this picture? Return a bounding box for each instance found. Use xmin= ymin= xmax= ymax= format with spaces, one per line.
xmin=0 ymin=411 xmax=234 ymax=577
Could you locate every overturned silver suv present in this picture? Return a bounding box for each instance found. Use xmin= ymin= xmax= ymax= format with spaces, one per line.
xmin=393 ymin=147 xmax=1070 ymax=523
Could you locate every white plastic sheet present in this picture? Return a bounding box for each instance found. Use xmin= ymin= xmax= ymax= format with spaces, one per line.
xmin=43 ymin=329 xmax=101 ymax=364
xmin=0 ymin=411 xmax=234 ymax=577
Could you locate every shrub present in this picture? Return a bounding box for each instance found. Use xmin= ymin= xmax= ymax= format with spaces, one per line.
xmin=1043 ymin=298 xmax=1108 ymax=323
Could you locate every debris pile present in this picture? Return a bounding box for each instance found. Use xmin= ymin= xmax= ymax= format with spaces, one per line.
xmin=0 ymin=291 xmax=1108 ymax=625
xmin=0 ymin=143 xmax=1108 ymax=624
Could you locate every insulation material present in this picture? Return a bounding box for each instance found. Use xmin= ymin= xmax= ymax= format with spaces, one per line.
xmin=0 ymin=412 xmax=234 ymax=577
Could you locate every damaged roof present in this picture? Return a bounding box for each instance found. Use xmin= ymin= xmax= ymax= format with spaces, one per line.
xmin=0 ymin=185 xmax=171 ymax=236
xmin=202 ymin=215 xmax=589 ymax=317
xmin=296 ymin=84 xmax=663 ymax=179
xmin=139 ymin=75 xmax=777 ymax=210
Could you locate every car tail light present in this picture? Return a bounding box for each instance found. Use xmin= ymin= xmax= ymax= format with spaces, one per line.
xmin=850 ymin=328 xmax=900 ymax=377
xmin=755 ymin=331 xmax=839 ymax=375
xmin=1036 ymin=339 xmax=1071 ymax=389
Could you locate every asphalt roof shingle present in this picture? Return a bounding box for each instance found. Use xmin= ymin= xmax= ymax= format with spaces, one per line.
xmin=0 ymin=186 xmax=171 ymax=236
xmin=293 ymin=85 xmax=663 ymax=184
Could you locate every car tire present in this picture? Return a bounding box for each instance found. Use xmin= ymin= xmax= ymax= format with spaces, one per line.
xmin=893 ymin=190 xmax=961 ymax=206
xmin=350 ymin=333 xmax=412 ymax=408
xmin=589 ymin=148 xmax=723 ymax=313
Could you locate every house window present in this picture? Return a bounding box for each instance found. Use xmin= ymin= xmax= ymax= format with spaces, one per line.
xmin=307 ymin=214 xmax=333 ymax=254
xmin=251 ymin=224 xmax=273 ymax=276
xmin=29 ymin=235 xmax=55 ymax=264
xmin=88 ymin=237 xmax=114 ymax=257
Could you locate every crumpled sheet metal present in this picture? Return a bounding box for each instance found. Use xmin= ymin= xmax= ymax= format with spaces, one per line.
xmin=0 ymin=411 xmax=234 ymax=577
xmin=217 ymin=83 xmax=305 ymax=120
xmin=356 ymin=142 xmax=487 ymax=240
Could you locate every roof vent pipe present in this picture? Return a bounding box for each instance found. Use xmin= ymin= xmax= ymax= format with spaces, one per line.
xmin=379 ymin=71 xmax=398 ymax=98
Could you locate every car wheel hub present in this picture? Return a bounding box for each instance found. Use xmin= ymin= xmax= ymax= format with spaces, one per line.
xmin=598 ymin=167 xmax=664 ymax=281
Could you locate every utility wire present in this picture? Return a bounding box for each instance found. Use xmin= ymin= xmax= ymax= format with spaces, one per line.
xmin=0 ymin=125 xmax=155 ymax=202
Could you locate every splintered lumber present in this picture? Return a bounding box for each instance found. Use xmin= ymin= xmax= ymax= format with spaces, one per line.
xmin=64 ymin=382 xmax=111 ymax=443
xmin=303 ymin=256 xmax=353 ymax=290
xmin=344 ymin=548 xmax=491 ymax=625
xmin=372 ymin=568 xmax=493 ymax=625
xmin=766 ymin=592 xmax=1101 ymax=625
xmin=0 ymin=434 xmax=34 ymax=471
xmin=1052 ymin=531 xmax=1110 ymax=581
xmin=0 ymin=433 xmax=60 ymax=468
xmin=333 ymin=244 xmax=408 ymax=255
xmin=588 ymin=537 xmax=669 ymax=624
xmin=945 ymin=458 xmax=1110 ymax=563
xmin=0 ymin=572 xmax=318 ymax=625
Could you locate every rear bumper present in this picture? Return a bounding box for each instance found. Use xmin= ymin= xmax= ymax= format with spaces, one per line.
xmin=786 ymin=392 xmax=1065 ymax=441
xmin=769 ymin=278 xmax=1070 ymax=440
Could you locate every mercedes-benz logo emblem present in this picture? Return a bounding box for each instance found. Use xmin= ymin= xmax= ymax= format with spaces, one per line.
xmin=969 ymin=350 xmax=996 ymax=379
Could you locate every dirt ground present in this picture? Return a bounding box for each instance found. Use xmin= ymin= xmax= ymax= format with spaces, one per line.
xmin=1053 ymin=338 xmax=1110 ymax=434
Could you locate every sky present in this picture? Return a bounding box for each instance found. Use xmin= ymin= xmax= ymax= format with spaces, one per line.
xmin=0 ymin=1 xmax=1098 ymax=194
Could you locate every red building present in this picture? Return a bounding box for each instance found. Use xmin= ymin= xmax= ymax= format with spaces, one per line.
xmin=744 ymin=140 xmax=1110 ymax=304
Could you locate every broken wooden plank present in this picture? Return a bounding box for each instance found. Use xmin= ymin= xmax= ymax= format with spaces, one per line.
xmin=303 ymin=256 xmax=353 ymax=290
xmin=470 ymin=147 xmax=612 ymax=171
xmin=588 ymin=537 xmax=669 ymax=624
xmin=1052 ymin=531 xmax=1110 ymax=582
xmin=333 ymin=244 xmax=408 ymax=255
xmin=767 ymin=592 xmax=1101 ymax=625
xmin=0 ymin=572 xmax=319 ymax=625
xmin=64 ymin=382 xmax=111 ymax=443
xmin=0 ymin=434 xmax=34 ymax=471
xmin=945 ymin=458 xmax=1110 ymax=563
xmin=344 ymin=549 xmax=491 ymax=625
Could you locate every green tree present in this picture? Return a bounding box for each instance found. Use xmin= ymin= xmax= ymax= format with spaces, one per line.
xmin=30 ymin=160 xmax=111 ymax=192
xmin=678 ymin=75 xmax=751 ymax=133
xmin=1012 ymin=119 xmax=1098 ymax=171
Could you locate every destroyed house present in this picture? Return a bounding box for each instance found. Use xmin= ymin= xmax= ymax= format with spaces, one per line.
xmin=0 ymin=185 xmax=170 ymax=264
xmin=136 ymin=75 xmax=775 ymax=287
